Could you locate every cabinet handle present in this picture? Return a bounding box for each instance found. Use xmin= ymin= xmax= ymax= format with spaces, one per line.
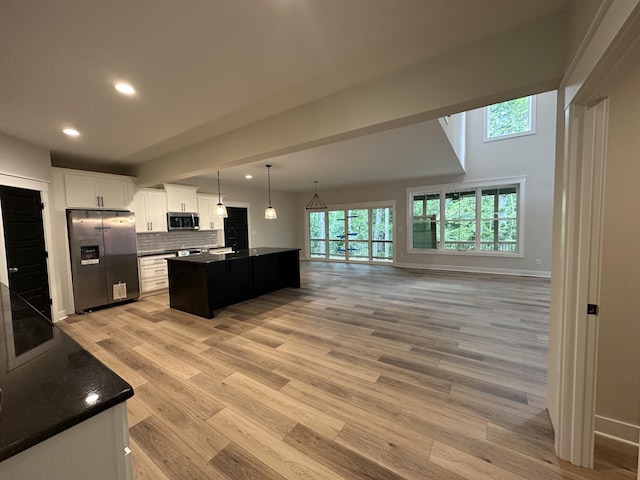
xmin=97 ymin=196 xmax=100 ymax=207
xmin=150 ymin=222 xmax=153 ymax=230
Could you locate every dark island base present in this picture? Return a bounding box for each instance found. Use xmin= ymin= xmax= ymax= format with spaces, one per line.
xmin=167 ymin=248 xmax=300 ymax=319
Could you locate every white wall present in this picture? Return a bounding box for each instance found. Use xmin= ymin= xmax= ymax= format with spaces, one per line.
xmin=133 ymin=13 xmax=565 ymax=187
xmin=438 ymin=112 xmax=466 ymax=169
xmin=595 ymin=58 xmax=640 ymax=441
xmin=0 ymin=132 xmax=51 ymax=182
xmin=296 ymin=91 xmax=556 ymax=276
xmin=0 ymin=132 xmax=64 ymax=320
xmin=184 ymin=177 xmax=301 ymax=249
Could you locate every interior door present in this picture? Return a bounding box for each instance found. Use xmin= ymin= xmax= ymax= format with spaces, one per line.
xmin=0 ymin=185 xmax=52 ymax=320
xmin=224 ymin=207 xmax=249 ymax=250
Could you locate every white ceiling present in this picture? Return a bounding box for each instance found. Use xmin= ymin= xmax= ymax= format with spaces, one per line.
xmin=195 ymin=118 xmax=464 ymax=192
xmin=0 ymin=0 xmax=566 ymax=190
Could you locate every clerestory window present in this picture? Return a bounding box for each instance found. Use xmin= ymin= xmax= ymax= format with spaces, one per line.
xmin=484 ymin=96 xmax=535 ymax=141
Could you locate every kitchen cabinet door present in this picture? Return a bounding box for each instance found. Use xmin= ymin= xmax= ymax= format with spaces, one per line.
xmin=252 ymin=255 xmax=271 ymax=295
xmin=197 ymin=195 xmax=214 ymax=231
xmin=226 ymin=257 xmax=252 ymax=304
xmin=165 ymin=184 xmax=198 ymax=212
xmin=197 ymin=194 xmax=225 ymax=231
xmin=65 ymin=173 xmax=131 ymax=209
xmin=131 ymin=190 xmax=167 ymax=233
xmin=65 ymin=174 xmax=100 ymax=207
xmin=98 ymin=177 xmax=129 ymax=209
xmin=145 ymin=190 xmax=167 ymax=232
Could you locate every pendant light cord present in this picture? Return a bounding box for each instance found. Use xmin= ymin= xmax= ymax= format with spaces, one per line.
xmin=217 ymin=170 xmax=222 ymax=203
xmin=267 ymin=164 xmax=272 ymax=207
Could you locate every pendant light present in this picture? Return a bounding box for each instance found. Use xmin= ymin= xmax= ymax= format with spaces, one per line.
xmin=264 ymin=164 xmax=277 ymax=219
xmin=305 ymin=181 xmax=328 ymax=210
xmin=214 ymin=170 xmax=228 ymax=218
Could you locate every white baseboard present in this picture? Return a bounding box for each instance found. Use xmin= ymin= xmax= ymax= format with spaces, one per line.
xmin=595 ymin=415 xmax=640 ymax=446
xmin=54 ymin=309 xmax=68 ymax=323
xmin=393 ymin=262 xmax=551 ymax=278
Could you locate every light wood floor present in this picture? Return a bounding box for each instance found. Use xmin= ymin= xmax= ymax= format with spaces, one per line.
xmin=59 ymin=262 xmax=637 ymax=479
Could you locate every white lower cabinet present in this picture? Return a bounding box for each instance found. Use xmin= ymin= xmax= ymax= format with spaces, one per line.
xmin=138 ymin=254 xmax=174 ymax=293
xmin=0 ymin=403 xmax=132 ymax=480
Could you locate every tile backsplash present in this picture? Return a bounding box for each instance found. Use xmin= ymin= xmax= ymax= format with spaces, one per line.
xmin=136 ymin=230 xmax=220 ymax=253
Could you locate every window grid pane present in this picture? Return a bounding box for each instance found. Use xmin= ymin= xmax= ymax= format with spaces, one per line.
xmin=310 ymin=207 xmax=393 ymax=263
xmin=486 ymin=96 xmax=532 ymax=139
xmin=412 ymin=193 xmax=439 ymax=250
xmin=411 ymin=183 xmax=519 ymax=254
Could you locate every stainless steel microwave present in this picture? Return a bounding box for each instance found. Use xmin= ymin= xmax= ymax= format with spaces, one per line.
xmin=167 ymin=212 xmax=199 ymax=230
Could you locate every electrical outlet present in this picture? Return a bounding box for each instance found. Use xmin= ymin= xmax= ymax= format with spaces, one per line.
xmin=535 ymin=259 xmax=541 ymax=265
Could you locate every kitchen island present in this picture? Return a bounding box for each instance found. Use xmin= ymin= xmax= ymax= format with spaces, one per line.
xmin=0 ymin=283 xmax=134 ymax=479
xmin=166 ymin=247 xmax=300 ymax=318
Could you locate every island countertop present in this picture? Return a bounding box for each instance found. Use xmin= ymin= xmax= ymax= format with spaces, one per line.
xmin=165 ymin=247 xmax=301 ymax=264
xmin=166 ymin=247 xmax=301 ymax=318
xmin=0 ymin=284 xmax=133 ymax=462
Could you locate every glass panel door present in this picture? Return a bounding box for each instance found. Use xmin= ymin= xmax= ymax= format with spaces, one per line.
xmin=346 ymin=209 xmax=369 ymax=261
xmin=328 ymin=210 xmax=345 ymax=259
xmin=309 ymin=211 xmax=327 ymax=258
xmin=372 ymin=207 xmax=393 ymax=261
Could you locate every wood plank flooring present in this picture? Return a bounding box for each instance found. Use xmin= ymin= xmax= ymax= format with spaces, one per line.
xmin=58 ymin=262 xmax=637 ymax=479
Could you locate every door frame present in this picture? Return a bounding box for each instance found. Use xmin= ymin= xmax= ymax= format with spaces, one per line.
xmin=0 ymin=174 xmax=61 ymax=321
xmin=552 ymin=100 xmax=608 ymax=467
xmin=225 ymin=201 xmax=251 ymax=249
xmin=550 ymin=0 xmax=640 ymax=466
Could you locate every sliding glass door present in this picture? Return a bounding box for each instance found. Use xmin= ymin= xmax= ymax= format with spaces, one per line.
xmin=309 ymin=206 xmax=393 ymax=263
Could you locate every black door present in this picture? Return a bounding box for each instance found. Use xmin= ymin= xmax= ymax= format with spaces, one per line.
xmin=224 ymin=207 xmax=249 ymax=250
xmin=0 ymin=186 xmax=52 ymax=320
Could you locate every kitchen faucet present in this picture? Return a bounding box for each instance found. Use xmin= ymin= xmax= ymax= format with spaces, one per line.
xmin=227 ymin=226 xmax=239 ymax=252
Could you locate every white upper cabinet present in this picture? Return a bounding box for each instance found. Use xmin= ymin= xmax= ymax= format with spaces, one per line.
xmin=164 ymin=184 xmax=198 ymax=213
xmin=197 ymin=194 xmax=224 ymax=231
xmin=130 ymin=189 xmax=167 ymax=233
xmin=64 ymin=172 xmax=133 ymax=209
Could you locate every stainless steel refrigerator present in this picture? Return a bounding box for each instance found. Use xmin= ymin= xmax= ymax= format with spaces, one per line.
xmin=67 ymin=209 xmax=139 ymax=313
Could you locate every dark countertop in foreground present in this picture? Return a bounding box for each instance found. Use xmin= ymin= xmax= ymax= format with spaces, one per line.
xmin=138 ymin=245 xmax=230 ymax=257
xmin=166 ymin=247 xmax=301 ymax=264
xmin=0 ymin=284 xmax=133 ymax=462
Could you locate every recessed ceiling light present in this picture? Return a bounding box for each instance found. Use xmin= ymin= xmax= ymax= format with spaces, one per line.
xmin=245 ymin=174 xmax=253 ymax=180
xmin=62 ymin=128 xmax=80 ymax=137
xmin=114 ymin=83 xmax=136 ymax=95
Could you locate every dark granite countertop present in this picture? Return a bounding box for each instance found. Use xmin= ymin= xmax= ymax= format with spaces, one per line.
xmin=0 ymin=284 xmax=133 ymax=462
xmin=166 ymin=247 xmax=300 ymax=264
xmin=138 ymin=246 xmax=230 ymax=257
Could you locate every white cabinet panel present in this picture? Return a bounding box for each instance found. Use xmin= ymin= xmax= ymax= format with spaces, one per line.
xmin=197 ymin=194 xmax=224 ymax=231
xmin=0 ymin=404 xmax=131 ymax=480
xmin=65 ymin=173 xmax=132 ymax=209
xmin=165 ymin=184 xmax=197 ymax=213
xmin=138 ymin=254 xmax=174 ymax=294
xmin=130 ymin=189 xmax=167 ymax=233
xmin=98 ymin=177 xmax=129 ymax=209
